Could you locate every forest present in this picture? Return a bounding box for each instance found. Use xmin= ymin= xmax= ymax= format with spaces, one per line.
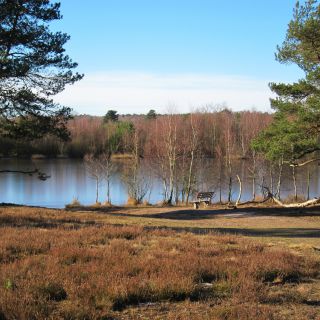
xmin=0 ymin=108 xmax=272 ymax=160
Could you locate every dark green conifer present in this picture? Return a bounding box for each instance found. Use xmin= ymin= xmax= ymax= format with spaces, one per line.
xmin=253 ymin=0 xmax=320 ymax=165
xmin=0 ymin=0 xmax=83 ymax=140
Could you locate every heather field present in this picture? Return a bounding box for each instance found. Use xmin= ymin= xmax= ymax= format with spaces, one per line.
xmin=0 ymin=205 xmax=319 ymax=320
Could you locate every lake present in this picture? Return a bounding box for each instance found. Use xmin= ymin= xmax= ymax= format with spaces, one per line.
xmin=1 ymin=158 xmax=320 ymax=208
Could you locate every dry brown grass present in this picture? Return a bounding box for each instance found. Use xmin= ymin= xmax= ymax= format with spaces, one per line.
xmin=0 ymin=206 xmax=319 ymax=319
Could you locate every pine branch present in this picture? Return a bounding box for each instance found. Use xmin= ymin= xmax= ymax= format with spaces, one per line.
xmin=0 ymin=169 xmax=50 ymax=180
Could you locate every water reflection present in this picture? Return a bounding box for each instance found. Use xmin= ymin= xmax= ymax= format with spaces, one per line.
xmin=0 ymin=158 xmax=319 ymax=208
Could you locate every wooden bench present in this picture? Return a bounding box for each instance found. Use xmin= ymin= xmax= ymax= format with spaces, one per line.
xmin=191 ymin=192 xmax=214 ymax=209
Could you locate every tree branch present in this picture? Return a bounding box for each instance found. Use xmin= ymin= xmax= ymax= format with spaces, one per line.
xmin=0 ymin=169 xmax=50 ymax=180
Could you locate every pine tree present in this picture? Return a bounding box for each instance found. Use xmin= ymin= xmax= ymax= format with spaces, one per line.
xmin=146 ymin=109 xmax=157 ymax=120
xmin=0 ymin=0 xmax=83 ymax=140
xmin=103 ymin=110 xmax=119 ymax=123
xmin=253 ymin=0 xmax=320 ymax=166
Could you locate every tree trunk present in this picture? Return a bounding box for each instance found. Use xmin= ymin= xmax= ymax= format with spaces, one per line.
xmin=218 ymin=159 xmax=222 ymax=204
xmin=251 ymin=152 xmax=256 ymax=201
xmin=276 ymin=158 xmax=283 ymax=200
xmin=307 ymin=169 xmax=310 ymax=201
xmin=107 ymin=179 xmax=110 ymax=203
xmin=235 ymin=174 xmax=242 ymax=207
xmin=185 ymin=149 xmax=195 ymax=204
xmin=96 ymin=178 xmax=99 ymax=203
xmin=260 ymin=176 xmax=265 ymax=198
xmin=219 ymin=174 xmax=222 ymax=204
xmin=162 ymin=178 xmax=168 ymax=202
xmin=292 ymin=166 xmax=297 ymax=201
xmin=228 ymin=176 xmax=232 ymax=204
xmin=174 ymin=182 xmax=179 ymax=204
xmin=168 ymin=169 xmax=174 ymax=204
xmin=269 ymin=163 xmax=274 ymax=194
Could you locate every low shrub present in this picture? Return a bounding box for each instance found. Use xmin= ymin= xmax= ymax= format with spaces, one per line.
xmin=126 ymin=197 xmax=138 ymax=206
xmin=66 ymin=197 xmax=81 ymax=207
xmin=37 ymin=282 xmax=67 ymax=301
xmin=0 ymin=214 xmax=318 ymax=319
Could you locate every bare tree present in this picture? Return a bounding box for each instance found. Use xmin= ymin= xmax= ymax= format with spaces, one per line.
xmin=223 ymin=113 xmax=235 ymax=204
xmin=84 ymin=153 xmax=104 ymax=203
xmin=99 ymin=153 xmax=115 ymax=204
xmin=185 ymin=113 xmax=201 ymax=204
xmin=214 ymin=144 xmax=224 ymax=204
xmin=147 ymin=117 xmax=169 ymax=202
xmin=122 ymin=123 xmax=151 ymax=204
xmin=123 ymin=163 xmax=151 ymax=204
xmin=166 ymin=113 xmax=178 ymax=204
xmin=152 ymin=111 xmax=179 ymax=205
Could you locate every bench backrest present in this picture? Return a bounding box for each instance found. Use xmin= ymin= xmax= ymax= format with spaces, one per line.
xmin=196 ymin=191 xmax=214 ymax=201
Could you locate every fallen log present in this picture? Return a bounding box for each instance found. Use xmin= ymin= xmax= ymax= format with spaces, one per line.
xmin=263 ymin=186 xmax=320 ymax=208
xmin=271 ymin=195 xmax=320 ymax=208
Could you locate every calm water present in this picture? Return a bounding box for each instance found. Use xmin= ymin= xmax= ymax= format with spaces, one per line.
xmin=1 ymin=158 xmax=320 ymax=208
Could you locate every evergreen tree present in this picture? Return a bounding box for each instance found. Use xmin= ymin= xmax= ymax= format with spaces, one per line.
xmin=253 ymin=0 xmax=320 ymax=166
xmin=146 ymin=109 xmax=157 ymax=120
xmin=0 ymin=0 xmax=83 ymax=140
xmin=103 ymin=110 xmax=119 ymax=123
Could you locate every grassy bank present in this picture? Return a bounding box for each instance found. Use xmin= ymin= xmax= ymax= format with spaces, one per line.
xmin=0 ymin=205 xmax=319 ymax=319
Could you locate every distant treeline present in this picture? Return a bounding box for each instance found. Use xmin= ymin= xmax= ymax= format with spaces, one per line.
xmin=0 ymin=109 xmax=272 ymax=159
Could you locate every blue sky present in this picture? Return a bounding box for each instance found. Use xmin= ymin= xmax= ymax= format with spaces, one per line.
xmin=54 ymin=0 xmax=303 ymax=115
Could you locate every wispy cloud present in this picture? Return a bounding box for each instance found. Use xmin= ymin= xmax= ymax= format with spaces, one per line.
xmin=55 ymin=72 xmax=274 ymax=115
